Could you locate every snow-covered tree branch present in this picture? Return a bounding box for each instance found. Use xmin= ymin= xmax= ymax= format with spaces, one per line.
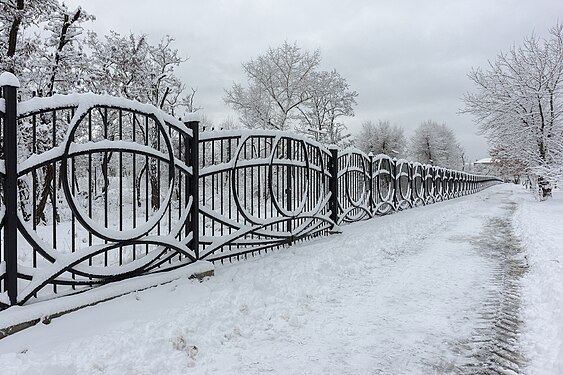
xmin=409 ymin=120 xmax=464 ymax=169
xmin=355 ymin=120 xmax=406 ymax=157
xmin=463 ymin=23 xmax=563 ymax=199
xmin=224 ymin=41 xmax=357 ymax=145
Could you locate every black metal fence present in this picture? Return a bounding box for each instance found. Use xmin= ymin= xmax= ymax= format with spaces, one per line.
xmin=0 ymin=75 xmax=501 ymax=309
xmin=198 ymin=131 xmax=333 ymax=262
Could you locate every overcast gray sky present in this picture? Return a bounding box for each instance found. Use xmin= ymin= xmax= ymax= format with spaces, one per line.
xmin=71 ymin=0 xmax=563 ymax=160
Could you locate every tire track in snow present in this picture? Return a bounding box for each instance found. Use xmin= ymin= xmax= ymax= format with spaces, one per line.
xmin=453 ymin=195 xmax=528 ymax=375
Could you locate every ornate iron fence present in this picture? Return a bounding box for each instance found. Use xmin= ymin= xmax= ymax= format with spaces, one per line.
xmin=0 ymin=74 xmax=502 ymax=310
xmin=195 ymin=136 xmax=501 ymax=263
xmin=198 ymin=130 xmax=333 ymax=263
xmin=0 ymin=75 xmax=198 ymax=309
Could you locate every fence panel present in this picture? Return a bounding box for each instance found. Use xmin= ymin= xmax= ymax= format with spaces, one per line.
xmin=0 ymin=86 xmax=197 ymax=307
xmin=337 ymin=149 xmax=372 ymax=223
xmin=198 ymin=130 xmax=333 ymax=263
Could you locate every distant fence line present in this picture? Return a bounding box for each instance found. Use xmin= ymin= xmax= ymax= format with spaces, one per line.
xmin=0 ymin=74 xmax=501 ymax=309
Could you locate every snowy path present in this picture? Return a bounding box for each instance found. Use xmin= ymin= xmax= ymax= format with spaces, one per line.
xmin=0 ymin=185 xmax=529 ymax=375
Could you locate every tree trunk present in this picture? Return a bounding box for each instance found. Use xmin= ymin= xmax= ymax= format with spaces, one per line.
xmin=136 ymin=163 xmax=146 ymax=208
xmin=538 ymin=176 xmax=552 ymax=200
xmin=150 ymin=173 xmax=160 ymax=210
xmin=6 ymin=0 xmax=25 ymax=71
xmin=101 ymin=152 xmax=113 ymax=194
xmin=36 ymin=165 xmax=54 ymax=225
xmin=17 ymin=179 xmax=31 ymax=221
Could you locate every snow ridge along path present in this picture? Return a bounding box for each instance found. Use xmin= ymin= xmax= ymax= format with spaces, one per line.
xmin=0 ymin=184 xmax=532 ymax=375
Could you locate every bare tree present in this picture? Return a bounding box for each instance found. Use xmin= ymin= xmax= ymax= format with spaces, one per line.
xmin=463 ymin=23 xmax=563 ymax=199
xmin=296 ymin=69 xmax=357 ymax=145
xmin=355 ymin=120 xmax=406 ymax=157
xmin=225 ymin=41 xmax=357 ymax=144
xmin=224 ymin=41 xmax=322 ymax=131
xmin=86 ymin=32 xmax=186 ymax=113
xmin=0 ymin=0 xmax=59 ymax=74
xmin=85 ymin=31 xmax=188 ymax=209
xmin=24 ymin=5 xmax=94 ymax=97
xmin=489 ymin=145 xmax=525 ymax=183
xmin=409 ymin=120 xmax=464 ymax=169
xmin=180 ymin=87 xmax=201 ymax=114
xmin=1 ymin=1 xmax=94 ymax=223
xmin=1 ymin=2 xmax=195 ymax=216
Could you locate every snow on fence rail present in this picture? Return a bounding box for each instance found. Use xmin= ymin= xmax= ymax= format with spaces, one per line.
xmin=0 ymin=74 xmax=502 ymax=310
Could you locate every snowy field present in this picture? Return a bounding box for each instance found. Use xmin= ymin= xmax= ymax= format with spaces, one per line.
xmin=0 ymin=184 xmax=561 ymax=374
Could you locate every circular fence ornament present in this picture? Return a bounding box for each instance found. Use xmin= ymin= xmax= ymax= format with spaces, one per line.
xmin=374 ymin=154 xmax=395 ymax=215
xmin=60 ymin=108 xmax=177 ymax=243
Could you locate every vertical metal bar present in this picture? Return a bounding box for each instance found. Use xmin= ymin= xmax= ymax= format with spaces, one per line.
xmin=220 ymin=139 xmax=224 ymax=238
xmin=275 ymin=144 xmax=279 ymax=235
xmin=285 ymin=139 xmax=292 ymax=241
xmin=157 ymin=120 xmax=161 ymax=236
xmin=368 ymin=153 xmax=374 ymax=213
xmin=71 ymin=124 xmax=76 ymax=288
xmin=257 ymin=140 xmax=261 ymax=221
xmin=392 ymin=158 xmax=398 ymax=210
xmin=227 ymin=139 xmax=232 ymax=235
xmin=243 ymin=142 xmax=247 ymax=227
xmin=186 ymin=121 xmax=199 ymax=259
xmin=250 ymin=138 xmax=254 ymax=218
xmin=88 ymin=111 xmax=93 ymax=265
xmin=167 ymin=124 xmax=172 ymax=239
xmin=328 ymin=146 xmax=338 ymax=228
xmin=182 ymin=133 xmax=188 ymax=256
xmin=132 ymin=113 xmax=137 ymax=260
xmin=341 ymin=153 xmax=345 ymax=218
xmin=103 ymin=108 xmax=108 ymax=266
xmin=211 ymin=139 xmax=215 ymax=237
xmin=144 ymin=116 xmax=149 ymax=255
xmin=119 ymin=110 xmax=123 ymax=265
xmin=32 ymin=114 xmax=37 ymax=270
xmin=202 ymin=138 xmax=206 ymax=242
xmin=2 ymin=78 xmax=19 ymax=305
xmin=179 ymin=132 xmax=184 ymax=228
xmin=52 ymin=110 xmax=57 ymax=253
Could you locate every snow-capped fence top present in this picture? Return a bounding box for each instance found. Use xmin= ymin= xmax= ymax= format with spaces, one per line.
xmin=0 ymin=76 xmax=501 ymax=310
xmin=197 ymin=131 xmax=500 ymax=263
xmin=0 ymin=81 xmax=199 ymax=309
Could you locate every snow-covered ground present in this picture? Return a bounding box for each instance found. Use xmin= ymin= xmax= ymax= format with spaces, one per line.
xmin=514 ymin=187 xmax=563 ymax=374
xmin=0 ymin=184 xmax=560 ymax=374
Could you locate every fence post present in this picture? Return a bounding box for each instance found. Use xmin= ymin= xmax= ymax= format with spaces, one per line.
xmin=328 ymin=146 xmax=339 ymax=228
xmin=186 ymin=121 xmax=199 ymax=260
xmin=368 ymin=152 xmax=374 ymax=213
xmin=392 ymin=158 xmax=398 ymax=210
xmin=286 ymin=139 xmax=292 ymax=242
xmin=1 ymin=72 xmax=20 ymax=305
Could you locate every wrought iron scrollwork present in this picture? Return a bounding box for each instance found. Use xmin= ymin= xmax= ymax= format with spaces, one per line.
xmin=9 ymin=94 xmax=196 ymax=304
xmin=335 ymin=149 xmax=502 ymax=224
xmin=198 ymin=131 xmax=333 ymax=262
xmin=0 ymin=82 xmax=503 ymax=308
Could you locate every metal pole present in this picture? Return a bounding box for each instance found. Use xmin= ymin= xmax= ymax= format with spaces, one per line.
xmin=328 ymin=147 xmax=339 ymax=227
xmin=368 ymin=152 xmax=374 ymax=214
xmin=186 ymin=121 xmax=199 ymax=259
xmin=392 ymin=158 xmax=398 ymax=210
xmin=1 ymin=73 xmax=20 ymax=305
xmin=286 ymin=140 xmax=292 ymax=242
